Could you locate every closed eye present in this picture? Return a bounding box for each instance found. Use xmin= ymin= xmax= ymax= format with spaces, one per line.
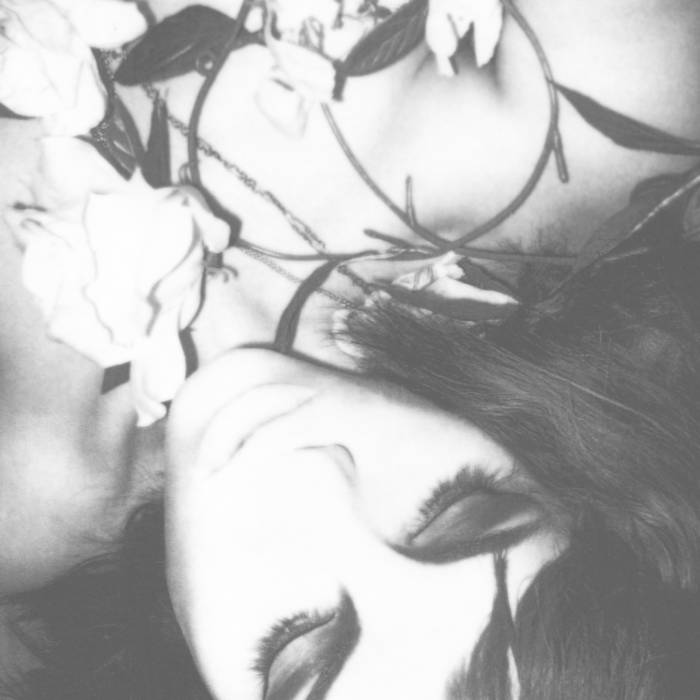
xmin=254 ymin=593 xmax=361 ymax=700
xmin=395 ymin=466 xmax=543 ymax=564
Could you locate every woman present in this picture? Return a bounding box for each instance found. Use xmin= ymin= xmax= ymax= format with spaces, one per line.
xmin=2 ymin=0 xmax=700 ymax=696
xmin=7 ymin=216 xmax=700 ymax=699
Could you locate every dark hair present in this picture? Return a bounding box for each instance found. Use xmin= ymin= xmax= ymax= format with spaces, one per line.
xmin=4 ymin=217 xmax=700 ymax=698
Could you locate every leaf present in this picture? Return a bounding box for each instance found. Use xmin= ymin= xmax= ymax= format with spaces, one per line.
xmin=0 ymin=103 xmax=31 ymax=120
xmin=363 ymin=229 xmax=515 ymax=297
xmin=274 ymin=260 xmax=338 ymax=353
xmin=89 ymin=94 xmax=145 ymax=179
xmin=572 ymin=174 xmax=693 ymax=272
xmin=630 ymin=172 xmax=687 ymax=203
xmin=114 ymin=5 xmax=259 ymax=85
xmin=683 ymin=186 xmax=700 ymax=241
xmin=101 ymin=363 xmax=131 ymax=393
xmin=557 ymin=83 xmax=700 ymax=156
xmin=180 ymin=328 xmax=199 ymax=378
xmin=142 ymin=97 xmax=171 ymax=187
xmin=335 ymin=0 xmax=428 ymax=91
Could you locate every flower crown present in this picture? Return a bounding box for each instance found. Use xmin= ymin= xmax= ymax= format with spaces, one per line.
xmin=3 ymin=0 xmax=700 ymax=426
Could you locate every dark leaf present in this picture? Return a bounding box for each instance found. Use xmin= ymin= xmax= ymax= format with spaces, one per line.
xmin=89 ymin=94 xmax=145 ymax=179
xmin=101 ymin=364 xmax=131 ymax=393
xmin=630 ymin=172 xmax=687 ymax=202
xmin=142 ymin=97 xmax=171 ymax=187
xmin=378 ymin=283 xmax=516 ymax=322
xmin=114 ymin=5 xmax=259 ymax=85
xmin=573 ymin=174 xmax=693 ymax=272
xmin=337 ymin=0 xmax=428 ymax=80
xmin=180 ymin=328 xmax=199 ymax=377
xmin=683 ymin=186 xmax=700 ymax=241
xmin=458 ymin=258 xmax=515 ymax=297
xmin=0 ymin=103 xmax=31 ymax=120
xmin=557 ymin=83 xmax=700 ymax=156
xmin=274 ymin=261 xmax=339 ymax=353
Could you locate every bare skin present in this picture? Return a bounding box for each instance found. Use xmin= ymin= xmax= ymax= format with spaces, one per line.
xmin=0 ymin=0 xmax=699 ymax=598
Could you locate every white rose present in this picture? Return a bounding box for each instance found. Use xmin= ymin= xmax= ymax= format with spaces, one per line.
xmin=255 ymin=0 xmax=390 ymax=136
xmin=256 ymin=37 xmax=337 ymax=137
xmin=426 ymin=0 xmax=504 ymax=76
xmin=0 ymin=0 xmax=146 ymax=135
xmin=5 ymin=137 xmax=230 ymax=426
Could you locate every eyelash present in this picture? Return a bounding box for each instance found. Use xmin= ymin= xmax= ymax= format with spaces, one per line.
xmin=252 ymin=609 xmax=336 ymax=681
xmin=406 ymin=465 xmax=501 ymax=542
xmin=252 ymin=469 xmax=529 ymax=684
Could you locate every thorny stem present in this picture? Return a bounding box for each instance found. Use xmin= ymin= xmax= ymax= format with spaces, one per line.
xmin=179 ymin=0 xmax=580 ymax=348
xmin=457 ymin=247 xmax=575 ymax=265
xmin=363 ymin=228 xmax=575 ymax=265
xmin=238 ymin=240 xmax=385 ymax=262
xmin=187 ymin=0 xmax=254 ymax=221
xmin=321 ymin=103 xmax=453 ymax=251
xmin=455 ymin=0 xmax=569 ymax=245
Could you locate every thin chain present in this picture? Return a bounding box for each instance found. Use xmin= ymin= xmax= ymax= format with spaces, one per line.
xmin=96 ymin=58 xmax=366 ymax=310
xmin=234 ymin=245 xmax=356 ymax=309
xmin=143 ymin=84 xmax=327 ymax=253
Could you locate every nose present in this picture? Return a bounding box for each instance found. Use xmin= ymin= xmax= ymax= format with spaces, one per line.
xmin=166 ymin=348 xmax=504 ymax=698
xmin=167 ymin=349 xmax=307 ymax=477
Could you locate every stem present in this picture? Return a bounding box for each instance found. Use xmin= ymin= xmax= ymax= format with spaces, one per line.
xmin=322 ymin=104 xmax=453 ymax=251
xmin=455 ymin=247 xmax=575 ymax=266
xmin=454 ymin=0 xmax=566 ymax=246
xmin=364 ymin=227 xmax=575 ymax=265
xmin=187 ymin=1 xmax=254 ymax=211
xmin=323 ymin=0 xmax=569 ymax=253
xmin=238 ymin=239 xmax=383 ymax=261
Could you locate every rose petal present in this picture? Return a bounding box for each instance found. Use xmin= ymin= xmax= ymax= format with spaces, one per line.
xmin=417 ymin=277 xmax=517 ymax=304
xmin=9 ymin=145 xmax=227 ymax=424
xmin=12 ymin=215 xmax=73 ymax=318
xmin=130 ymin=311 xmax=188 ymax=427
xmin=53 ymin=0 xmax=147 ymax=48
xmin=473 ymin=0 xmax=503 ymax=67
xmin=255 ymin=77 xmax=311 ymax=137
xmin=41 ymin=57 xmax=107 ymax=135
xmin=0 ymin=0 xmax=109 ymax=133
xmin=34 ymin=137 xmax=125 ymax=207
xmin=425 ymin=7 xmax=461 ymax=76
xmin=183 ymin=187 xmax=231 ymax=253
xmin=426 ymin=0 xmax=503 ymax=74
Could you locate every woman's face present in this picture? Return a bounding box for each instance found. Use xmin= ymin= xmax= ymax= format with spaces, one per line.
xmin=146 ymin=0 xmax=700 ymax=254
xmin=166 ymin=349 xmax=563 ymax=698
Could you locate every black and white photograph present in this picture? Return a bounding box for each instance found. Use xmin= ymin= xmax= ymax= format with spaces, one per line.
xmin=0 ymin=1 xmax=700 ymax=697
